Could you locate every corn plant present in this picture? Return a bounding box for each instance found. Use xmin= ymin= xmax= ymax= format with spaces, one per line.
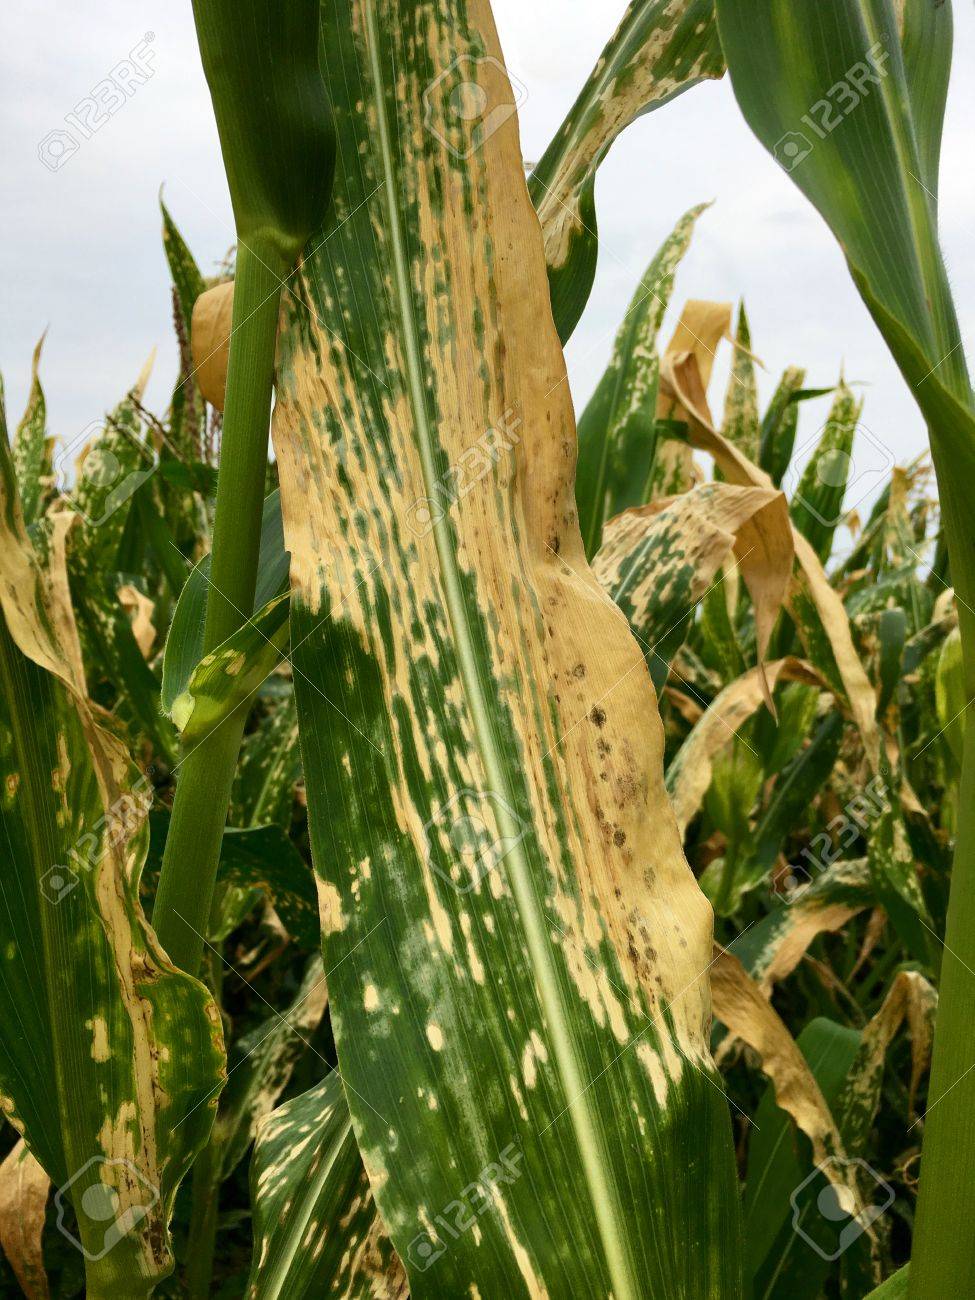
xmin=0 ymin=1 xmax=971 ymax=1297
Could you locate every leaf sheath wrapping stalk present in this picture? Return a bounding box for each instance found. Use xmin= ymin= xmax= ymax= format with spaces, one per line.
xmin=272 ymin=0 xmax=741 ymax=1294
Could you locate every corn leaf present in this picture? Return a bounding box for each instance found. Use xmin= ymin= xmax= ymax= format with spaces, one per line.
xmin=529 ymin=0 xmax=724 ymax=342
xmin=0 ymin=440 xmax=224 ymax=1290
xmin=720 ymin=302 xmax=759 ymax=462
xmin=272 ymin=2 xmax=741 ymax=1293
xmin=575 ymin=203 xmax=705 ymax=556
xmin=0 ymin=1140 xmax=50 ymax=1300
xmin=161 ymin=488 xmax=288 ymax=719
xmin=12 ymin=335 xmax=53 ymax=525
xmin=592 ymin=480 xmax=791 ymax=693
xmin=246 ymin=1071 xmax=407 ymax=1300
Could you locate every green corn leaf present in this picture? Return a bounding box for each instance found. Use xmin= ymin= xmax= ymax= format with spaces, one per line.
xmin=232 ymin=689 xmax=301 ymax=829
xmin=246 ymin=1071 xmax=406 ymax=1300
xmin=161 ymin=488 xmax=288 ymax=720
xmin=935 ymin=626 xmax=965 ymax=768
xmin=12 ymin=334 xmax=53 ymax=525
xmin=744 ymin=1017 xmax=861 ymax=1293
xmin=575 ymin=202 xmax=706 ymax=557
xmin=0 ymin=438 xmax=224 ymax=1292
xmin=787 ymin=380 xmax=863 ymax=563
xmin=147 ymin=812 xmax=318 ymax=950
xmin=868 ymin=1264 xmax=910 ymax=1298
xmin=529 ymin=0 xmax=724 ymax=342
xmin=272 ymin=3 xmax=741 ymax=1293
xmin=166 ymin=591 xmax=289 ymax=746
xmin=720 ymin=302 xmax=760 ymax=462
xmin=715 ymin=0 xmax=975 ymax=622
xmin=759 ymin=366 xmax=806 ymax=486
xmin=749 ymin=709 xmax=845 ymax=888
xmin=160 ymin=196 xmax=206 ymax=333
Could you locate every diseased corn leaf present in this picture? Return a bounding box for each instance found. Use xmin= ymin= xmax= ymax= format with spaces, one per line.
xmin=731 ymin=858 xmax=872 ymax=992
xmin=710 ymin=947 xmax=868 ymax=1228
xmin=658 ymin=341 xmax=884 ymax=763
xmin=246 ymin=1071 xmax=407 ymax=1300
xmin=0 ymin=440 xmax=224 ymax=1289
xmin=161 ymin=488 xmax=289 ymax=718
xmin=667 ymin=657 xmax=823 ymax=836
xmin=767 ymin=972 xmax=936 ymax=1298
xmin=167 ymin=591 xmax=289 ymax=744
xmin=188 ymin=956 xmax=331 ymax=1284
xmin=0 ymin=1140 xmax=50 ymax=1300
xmin=720 ymin=301 xmax=759 ymax=462
xmin=160 ymin=196 xmax=210 ymax=494
xmin=58 ymin=365 xmax=177 ymax=761
xmin=758 ymin=366 xmax=805 ymax=487
xmin=575 ymin=203 xmax=706 ymax=556
xmin=787 ymin=380 xmax=863 ymax=563
xmin=867 ymin=806 xmax=932 ymax=967
xmin=651 ymin=299 xmax=733 ymax=500
xmin=161 ymin=196 xmax=207 ymax=340
xmin=529 ymin=0 xmax=724 ymax=342
xmin=217 ymin=956 xmax=329 ymax=1179
xmin=592 ymin=481 xmax=791 ymax=693
xmin=13 ymin=335 xmax=53 ymax=525
xmin=744 ymin=1017 xmax=860 ymax=1298
xmin=272 ymin=2 xmax=741 ymax=1294
xmin=839 ymin=969 xmax=936 ymax=1134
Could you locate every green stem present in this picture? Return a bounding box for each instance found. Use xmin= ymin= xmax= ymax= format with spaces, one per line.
xmin=152 ymin=241 xmax=285 ymax=975
xmin=910 ymin=464 xmax=975 ymax=1296
xmin=186 ymin=952 xmax=225 ymax=1299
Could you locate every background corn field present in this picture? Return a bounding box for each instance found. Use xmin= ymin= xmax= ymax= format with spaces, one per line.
xmin=1 ymin=1 xmax=972 ymax=1297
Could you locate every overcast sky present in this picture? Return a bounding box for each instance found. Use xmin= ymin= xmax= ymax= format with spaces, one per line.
xmin=3 ymin=2 xmax=973 ymax=526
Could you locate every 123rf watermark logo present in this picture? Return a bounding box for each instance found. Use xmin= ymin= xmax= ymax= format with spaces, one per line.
xmin=406 ymin=407 xmax=522 ymax=537
xmin=38 ymin=36 xmax=156 ymax=172
xmin=423 ymin=788 xmax=526 ymax=894
xmin=791 ymin=1157 xmax=893 ymax=1262
xmin=406 ymin=1141 xmax=524 ymax=1271
xmin=776 ymin=776 xmax=889 ymax=902
xmin=784 ymin=416 xmax=893 ymax=529
xmin=40 ymin=773 xmax=154 ymax=906
xmin=54 ymin=419 xmax=158 ymax=526
xmin=423 ymin=54 xmax=527 ymax=160
xmin=55 ymin=1157 xmax=159 ymax=1261
xmin=773 ymin=39 xmax=890 ymax=172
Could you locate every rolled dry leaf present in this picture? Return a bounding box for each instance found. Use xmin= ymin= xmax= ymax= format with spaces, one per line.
xmin=118 ymin=583 xmax=156 ymax=658
xmin=667 ymin=656 xmax=823 ymax=836
xmin=191 ymin=279 xmax=235 ymax=410
xmin=710 ymin=945 xmax=870 ymax=1223
xmin=658 ymin=308 xmax=881 ymax=762
xmin=0 ymin=1140 xmax=50 ymax=1299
